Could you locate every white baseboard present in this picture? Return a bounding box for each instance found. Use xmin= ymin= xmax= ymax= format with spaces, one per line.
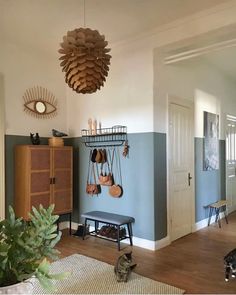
xmin=155 ymin=235 xmax=171 ymax=250
xmin=59 ymin=221 xmax=78 ymax=231
xmin=193 ymin=212 xmax=225 ymax=232
xmin=60 ymin=213 xmax=225 ymax=250
xmin=59 ymin=221 xmax=169 ymax=251
xmin=227 ymin=204 xmax=236 ymax=214
xmin=122 ymin=236 xmax=156 ymax=251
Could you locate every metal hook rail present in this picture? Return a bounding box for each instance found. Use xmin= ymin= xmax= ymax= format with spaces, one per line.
xmin=81 ymin=126 xmax=127 ymax=148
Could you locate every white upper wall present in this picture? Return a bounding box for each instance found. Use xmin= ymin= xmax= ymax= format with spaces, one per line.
xmin=66 ymin=43 xmax=153 ymax=136
xmin=2 ymin=1 xmax=236 ymax=136
xmin=65 ymin=0 xmax=236 ymax=136
xmin=154 ymin=55 xmax=236 ymax=139
xmin=1 ymin=42 xmax=67 ymax=137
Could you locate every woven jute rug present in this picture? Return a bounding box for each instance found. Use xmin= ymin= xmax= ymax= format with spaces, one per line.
xmin=32 ymin=254 xmax=184 ymax=294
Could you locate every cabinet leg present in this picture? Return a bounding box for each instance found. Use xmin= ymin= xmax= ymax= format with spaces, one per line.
xmin=56 ymin=218 xmax=60 ymax=233
xmin=69 ymin=213 xmax=72 ymax=235
xmin=83 ymin=219 xmax=87 ymax=240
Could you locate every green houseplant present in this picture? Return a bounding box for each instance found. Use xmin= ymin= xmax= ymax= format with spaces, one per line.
xmin=0 ymin=204 xmax=68 ymax=292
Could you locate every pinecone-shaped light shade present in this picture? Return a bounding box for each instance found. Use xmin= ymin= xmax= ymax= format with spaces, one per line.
xmin=58 ymin=28 xmax=111 ymax=94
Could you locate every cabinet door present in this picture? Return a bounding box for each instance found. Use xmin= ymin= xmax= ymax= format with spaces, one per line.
xmin=52 ymin=147 xmax=73 ymax=214
xmin=30 ymin=147 xmax=51 ymax=212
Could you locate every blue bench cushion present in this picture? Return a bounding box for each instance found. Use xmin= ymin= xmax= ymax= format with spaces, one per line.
xmin=81 ymin=211 xmax=135 ymax=225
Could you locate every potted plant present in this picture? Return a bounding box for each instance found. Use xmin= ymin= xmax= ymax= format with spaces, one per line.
xmin=0 ymin=204 xmax=68 ymax=293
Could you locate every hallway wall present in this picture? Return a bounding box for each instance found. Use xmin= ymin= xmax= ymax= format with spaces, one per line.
xmin=154 ymin=52 xmax=236 ymax=227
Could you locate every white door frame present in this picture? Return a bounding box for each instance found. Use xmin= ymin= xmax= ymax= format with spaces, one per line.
xmin=225 ymin=113 xmax=236 ymax=214
xmin=167 ymin=95 xmax=195 ymax=242
xmin=0 ymin=74 xmax=5 ymax=220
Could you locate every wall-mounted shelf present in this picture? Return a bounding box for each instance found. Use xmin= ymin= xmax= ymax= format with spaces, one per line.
xmin=81 ymin=125 xmax=127 ymax=147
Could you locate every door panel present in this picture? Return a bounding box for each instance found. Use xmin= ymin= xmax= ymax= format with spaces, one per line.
xmin=226 ymin=118 xmax=236 ymax=213
xmin=31 ymin=171 xmax=50 ymax=193
xmin=31 ymin=193 xmax=50 ymax=210
xmin=54 ymin=170 xmax=71 ymax=190
xmin=53 ymin=190 xmax=72 ymax=213
xmin=53 ymin=148 xmax=72 ymax=169
xmin=31 ymin=148 xmax=50 ymax=170
xmin=52 ymin=148 xmax=73 ymax=213
xmin=169 ymin=100 xmax=194 ymax=241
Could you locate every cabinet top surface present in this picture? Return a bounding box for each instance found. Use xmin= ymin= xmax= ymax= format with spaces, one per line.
xmin=15 ymin=145 xmax=72 ymax=148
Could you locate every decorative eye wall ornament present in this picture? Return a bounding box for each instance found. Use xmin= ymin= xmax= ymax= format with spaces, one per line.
xmin=23 ymin=86 xmax=58 ymax=119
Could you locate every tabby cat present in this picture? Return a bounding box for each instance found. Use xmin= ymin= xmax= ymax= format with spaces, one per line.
xmin=114 ymin=251 xmax=137 ymax=282
xmin=224 ymin=248 xmax=236 ymax=281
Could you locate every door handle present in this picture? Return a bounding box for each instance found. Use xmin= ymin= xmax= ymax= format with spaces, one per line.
xmin=188 ymin=173 xmax=192 ymax=186
xmin=50 ymin=177 xmax=56 ymax=184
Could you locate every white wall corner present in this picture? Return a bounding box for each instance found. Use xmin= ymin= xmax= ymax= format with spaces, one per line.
xmin=155 ymin=236 xmax=171 ymax=250
xmin=123 ymin=236 xmax=156 ymax=251
xmin=59 ymin=221 xmax=78 ymax=231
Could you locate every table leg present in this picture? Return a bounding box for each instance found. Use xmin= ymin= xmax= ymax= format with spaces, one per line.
xmin=208 ymin=207 xmax=213 ymax=226
xmin=215 ymin=208 xmax=221 ymax=228
xmin=223 ymin=206 xmax=229 ymax=224
xmin=95 ymin=220 xmax=99 ymax=233
xmin=117 ymin=225 xmax=120 ymax=251
xmin=127 ymin=223 xmax=133 ymax=246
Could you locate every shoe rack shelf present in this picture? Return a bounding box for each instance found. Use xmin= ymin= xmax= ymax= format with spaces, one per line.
xmin=81 ymin=125 xmax=127 ymax=147
xmin=89 ymin=231 xmax=128 ymax=243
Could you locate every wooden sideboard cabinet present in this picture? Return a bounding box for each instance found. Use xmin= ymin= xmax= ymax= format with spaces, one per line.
xmin=14 ymin=145 xmax=73 ymax=221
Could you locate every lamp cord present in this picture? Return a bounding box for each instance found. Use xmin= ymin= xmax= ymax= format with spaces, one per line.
xmin=84 ymin=0 xmax=86 ymax=28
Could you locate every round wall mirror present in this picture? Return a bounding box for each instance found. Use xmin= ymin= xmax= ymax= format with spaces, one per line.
xmin=35 ymin=101 xmax=46 ymax=114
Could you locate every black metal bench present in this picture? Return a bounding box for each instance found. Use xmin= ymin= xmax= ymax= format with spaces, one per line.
xmin=81 ymin=211 xmax=135 ymax=251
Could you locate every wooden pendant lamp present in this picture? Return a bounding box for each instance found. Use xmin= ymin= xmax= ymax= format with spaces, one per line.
xmin=58 ymin=0 xmax=112 ymax=96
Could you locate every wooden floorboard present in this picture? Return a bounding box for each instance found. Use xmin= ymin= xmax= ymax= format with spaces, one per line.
xmin=56 ymin=212 xmax=236 ymax=294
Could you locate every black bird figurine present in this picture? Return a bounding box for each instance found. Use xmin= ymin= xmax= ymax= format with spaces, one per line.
xmin=30 ymin=133 xmax=40 ymax=145
xmin=52 ymin=129 xmax=68 ymax=137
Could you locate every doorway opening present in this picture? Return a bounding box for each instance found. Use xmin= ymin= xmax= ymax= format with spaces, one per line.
xmin=0 ymin=75 xmax=5 ymax=220
xmin=226 ymin=114 xmax=236 ymax=214
xmin=168 ymin=96 xmax=195 ymax=241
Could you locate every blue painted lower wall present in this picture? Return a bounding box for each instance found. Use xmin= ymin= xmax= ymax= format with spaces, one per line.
xmin=5 ymin=134 xmax=226 ymax=242
xmin=195 ymin=138 xmax=226 ymax=222
xmin=67 ymin=133 xmax=156 ymax=241
xmin=154 ymin=133 xmax=167 ymax=240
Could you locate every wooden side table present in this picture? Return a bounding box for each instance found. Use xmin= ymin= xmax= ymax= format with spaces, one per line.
xmin=208 ymin=200 xmax=228 ymax=228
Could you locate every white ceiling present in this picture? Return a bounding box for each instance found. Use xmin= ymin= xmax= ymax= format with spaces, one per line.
xmin=203 ymin=46 xmax=236 ymax=81
xmin=0 ymin=0 xmax=230 ymax=56
xmin=1 ymin=0 xmax=236 ymax=81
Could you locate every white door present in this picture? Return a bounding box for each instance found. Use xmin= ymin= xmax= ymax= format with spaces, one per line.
xmin=0 ymin=74 xmax=5 ymax=220
xmin=226 ymin=115 xmax=236 ymax=213
xmin=169 ymin=98 xmax=194 ymax=241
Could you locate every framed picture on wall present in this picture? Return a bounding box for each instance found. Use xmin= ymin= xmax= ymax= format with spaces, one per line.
xmin=203 ymin=111 xmax=219 ymax=171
